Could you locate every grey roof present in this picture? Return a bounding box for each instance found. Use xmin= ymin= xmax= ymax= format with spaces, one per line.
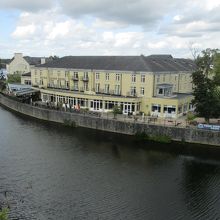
xmin=24 ymin=56 xmax=52 ymax=65
xmin=21 ymin=72 xmax=31 ymax=77
xmin=9 ymin=56 xmax=52 ymax=66
xmin=37 ymin=55 xmax=196 ymax=72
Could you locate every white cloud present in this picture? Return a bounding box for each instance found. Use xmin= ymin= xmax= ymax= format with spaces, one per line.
xmin=47 ymin=21 xmax=72 ymax=40
xmin=12 ymin=24 xmax=37 ymax=38
xmin=3 ymin=0 xmax=220 ymax=58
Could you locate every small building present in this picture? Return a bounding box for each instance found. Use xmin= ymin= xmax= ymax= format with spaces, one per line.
xmin=6 ymin=53 xmax=50 ymax=75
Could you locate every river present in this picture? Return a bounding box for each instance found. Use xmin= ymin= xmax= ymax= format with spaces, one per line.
xmin=0 ymin=106 xmax=220 ymax=220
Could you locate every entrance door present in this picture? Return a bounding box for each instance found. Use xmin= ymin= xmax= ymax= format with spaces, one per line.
xmin=124 ymin=103 xmax=132 ymax=114
xmin=93 ymin=100 xmax=101 ymax=111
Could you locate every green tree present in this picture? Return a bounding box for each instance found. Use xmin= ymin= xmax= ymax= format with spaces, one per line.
xmin=7 ymin=74 xmax=21 ymax=83
xmin=0 ymin=208 xmax=9 ymax=220
xmin=112 ymin=105 xmax=122 ymax=119
xmin=192 ymin=49 xmax=220 ymax=122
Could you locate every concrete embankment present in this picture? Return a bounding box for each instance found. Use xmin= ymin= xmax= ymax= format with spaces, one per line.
xmin=0 ymin=93 xmax=219 ymax=146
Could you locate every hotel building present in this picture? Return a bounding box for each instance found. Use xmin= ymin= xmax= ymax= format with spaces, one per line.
xmin=30 ymin=55 xmax=196 ymax=118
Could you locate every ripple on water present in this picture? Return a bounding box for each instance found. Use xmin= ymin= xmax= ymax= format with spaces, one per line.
xmin=1 ymin=107 xmax=220 ymax=220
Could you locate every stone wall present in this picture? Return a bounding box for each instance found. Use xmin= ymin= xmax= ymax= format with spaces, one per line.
xmin=0 ymin=93 xmax=219 ymax=146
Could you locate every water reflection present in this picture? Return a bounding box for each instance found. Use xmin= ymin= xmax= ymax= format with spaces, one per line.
xmin=182 ymin=158 xmax=220 ymax=220
xmin=1 ymin=106 xmax=220 ymax=220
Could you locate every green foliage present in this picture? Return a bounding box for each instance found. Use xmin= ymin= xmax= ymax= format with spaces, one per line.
xmin=0 ymin=59 xmax=3 ymax=69
xmin=0 ymin=70 xmax=6 ymax=91
xmin=0 ymin=80 xmax=6 ymax=91
xmin=192 ymin=48 xmax=220 ymax=122
xmin=148 ymin=135 xmax=171 ymax=143
xmin=112 ymin=105 xmax=122 ymax=118
xmin=186 ymin=112 xmax=196 ymax=121
xmin=0 ymin=208 xmax=9 ymax=220
xmin=7 ymin=74 xmax=21 ymax=83
xmin=135 ymin=132 xmax=171 ymax=144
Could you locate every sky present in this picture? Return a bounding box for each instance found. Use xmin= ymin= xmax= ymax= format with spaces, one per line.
xmin=0 ymin=0 xmax=220 ymax=59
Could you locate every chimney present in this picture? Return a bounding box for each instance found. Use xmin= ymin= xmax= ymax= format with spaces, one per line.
xmin=14 ymin=53 xmax=23 ymax=59
xmin=41 ymin=58 xmax=46 ymax=64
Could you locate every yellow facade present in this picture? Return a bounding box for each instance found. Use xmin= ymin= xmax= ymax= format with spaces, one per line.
xmin=31 ymin=65 xmax=193 ymax=118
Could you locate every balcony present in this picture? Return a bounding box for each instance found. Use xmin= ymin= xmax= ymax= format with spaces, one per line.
xmin=80 ymin=76 xmax=89 ymax=82
xmin=127 ymin=92 xmax=137 ymax=97
xmin=73 ymin=87 xmax=79 ymax=91
xmin=47 ymin=84 xmax=70 ymax=90
xmin=72 ymin=76 xmax=79 ymax=81
xmin=95 ymin=89 xmax=121 ymax=96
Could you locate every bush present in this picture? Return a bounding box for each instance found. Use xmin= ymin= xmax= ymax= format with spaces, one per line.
xmin=187 ymin=112 xmax=196 ymax=121
xmin=112 ymin=105 xmax=122 ymax=118
xmin=0 ymin=208 xmax=9 ymax=220
xmin=135 ymin=132 xmax=171 ymax=143
xmin=0 ymin=80 xmax=6 ymax=91
xmin=7 ymin=74 xmax=21 ymax=83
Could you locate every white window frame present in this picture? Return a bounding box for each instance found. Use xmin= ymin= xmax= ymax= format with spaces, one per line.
xmin=131 ymin=74 xmax=136 ymax=83
xmin=141 ymin=74 xmax=145 ymax=83
xmin=140 ymin=87 xmax=145 ymax=95
xmin=96 ymin=73 xmax=100 ymax=80
xmin=116 ymin=73 xmax=120 ymax=81
xmin=105 ymin=73 xmax=109 ymax=81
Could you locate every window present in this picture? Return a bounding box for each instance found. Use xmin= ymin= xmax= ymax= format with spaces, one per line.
xmin=116 ymin=73 xmax=120 ymax=81
xmin=105 ymin=73 xmax=109 ymax=81
xmin=105 ymin=84 xmax=110 ymax=93
xmin=114 ymin=85 xmax=120 ymax=95
xmin=74 ymin=72 xmax=78 ymax=79
xmin=95 ymin=83 xmax=100 ymax=92
xmin=130 ymin=86 xmax=136 ymax=96
xmin=131 ymin=74 xmax=136 ymax=83
xmin=84 ymin=72 xmax=88 ymax=79
xmin=96 ymin=73 xmax=100 ymax=80
xmin=158 ymin=88 xmax=163 ymax=95
xmin=152 ymin=104 xmax=161 ymax=112
xmin=66 ymin=81 xmax=69 ymax=88
xmin=157 ymin=75 xmax=160 ymax=83
xmin=140 ymin=87 xmax=145 ymax=95
xmin=73 ymin=81 xmax=78 ymax=90
xmin=141 ymin=75 xmax=145 ymax=83
xmin=163 ymin=74 xmax=165 ymax=82
xmin=164 ymin=105 xmax=176 ymax=114
xmin=84 ymin=82 xmax=88 ymax=91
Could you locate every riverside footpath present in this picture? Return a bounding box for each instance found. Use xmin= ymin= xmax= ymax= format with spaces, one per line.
xmin=0 ymin=93 xmax=219 ymax=146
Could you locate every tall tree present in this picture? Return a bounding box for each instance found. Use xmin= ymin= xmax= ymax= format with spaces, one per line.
xmin=192 ymin=49 xmax=220 ymax=122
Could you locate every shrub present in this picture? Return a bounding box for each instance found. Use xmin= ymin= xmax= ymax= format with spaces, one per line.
xmin=187 ymin=112 xmax=196 ymax=121
xmin=0 ymin=208 xmax=9 ymax=220
xmin=7 ymin=74 xmax=21 ymax=83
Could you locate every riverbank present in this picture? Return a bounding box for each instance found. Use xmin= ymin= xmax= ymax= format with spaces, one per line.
xmin=0 ymin=93 xmax=219 ymax=146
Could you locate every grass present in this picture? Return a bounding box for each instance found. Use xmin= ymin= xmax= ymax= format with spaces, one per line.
xmin=135 ymin=132 xmax=172 ymax=144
